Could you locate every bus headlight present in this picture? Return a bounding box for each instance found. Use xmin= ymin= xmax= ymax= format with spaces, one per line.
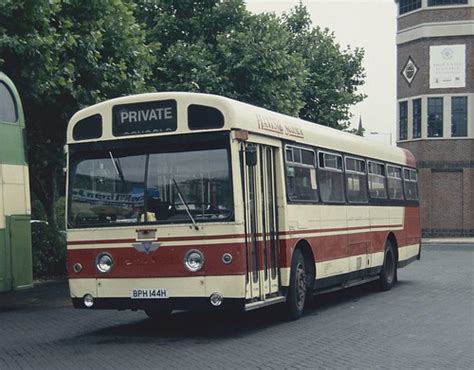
xmin=184 ymin=249 xmax=204 ymax=272
xmin=96 ymin=252 xmax=113 ymax=273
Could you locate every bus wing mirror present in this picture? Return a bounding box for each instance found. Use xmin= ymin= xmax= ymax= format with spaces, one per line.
xmin=245 ymin=146 xmax=257 ymax=167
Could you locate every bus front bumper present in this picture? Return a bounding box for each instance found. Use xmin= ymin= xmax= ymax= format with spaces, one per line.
xmin=71 ymin=296 xmax=245 ymax=311
xmin=69 ymin=276 xmax=246 ymax=311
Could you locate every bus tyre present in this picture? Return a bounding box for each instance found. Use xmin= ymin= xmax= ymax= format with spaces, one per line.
xmin=285 ymin=249 xmax=308 ymax=320
xmin=379 ymin=240 xmax=397 ymax=291
xmin=145 ymin=309 xmax=172 ymax=322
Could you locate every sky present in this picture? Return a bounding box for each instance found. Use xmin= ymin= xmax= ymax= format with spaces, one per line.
xmin=246 ymin=0 xmax=398 ymax=146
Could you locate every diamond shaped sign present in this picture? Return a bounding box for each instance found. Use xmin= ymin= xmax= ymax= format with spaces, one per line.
xmin=402 ymin=57 xmax=418 ymax=85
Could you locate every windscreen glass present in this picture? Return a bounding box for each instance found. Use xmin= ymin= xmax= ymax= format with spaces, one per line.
xmin=69 ymin=145 xmax=232 ymax=227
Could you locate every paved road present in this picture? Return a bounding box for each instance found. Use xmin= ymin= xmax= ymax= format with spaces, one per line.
xmin=0 ymin=244 xmax=473 ymax=369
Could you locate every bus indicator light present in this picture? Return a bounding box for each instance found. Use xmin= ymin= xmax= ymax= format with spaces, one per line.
xmin=222 ymin=253 xmax=233 ymax=265
xmin=73 ymin=263 xmax=83 ymax=273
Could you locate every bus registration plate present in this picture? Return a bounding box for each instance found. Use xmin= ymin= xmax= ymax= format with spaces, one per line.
xmin=131 ymin=289 xmax=168 ymax=299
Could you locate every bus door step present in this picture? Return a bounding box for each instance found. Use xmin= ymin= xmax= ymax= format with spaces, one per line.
xmin=245 ymin=296 xmax=286 ymax=311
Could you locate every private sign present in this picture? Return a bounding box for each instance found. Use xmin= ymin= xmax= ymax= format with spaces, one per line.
xmin=119 ymin=107 xmax=173 ymax=124
xmin=112 ymin=99 xmax=177 ymax=136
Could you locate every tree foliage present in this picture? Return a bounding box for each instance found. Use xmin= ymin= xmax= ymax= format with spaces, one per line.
xmin=135 ymin=0 xmax=307 ymax=115
xmin=0 ymin=0 xmax=155 ymax=229
xmin=135 ymin=0 xmax=365 ymax=125
xmin=282 ymin=4 xmax=366 ymax=129
xmin=0 ymin=0 xmax=366 ymax=232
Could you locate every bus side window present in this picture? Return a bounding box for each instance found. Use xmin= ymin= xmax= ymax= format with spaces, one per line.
xmin=387 ymin=165 xmax=404 ymax=200
xmin=285 ymin=145 xmax=318 ymax=202
xmin=368 ymin=161 xmax=387 ymax=199
xmin=318 ymin=152 xmax=344 ymax=203
xmin=345 ymin=157 xmax=368 ymax=203
xmin=403 ymin=168 xmax=419 ymax=200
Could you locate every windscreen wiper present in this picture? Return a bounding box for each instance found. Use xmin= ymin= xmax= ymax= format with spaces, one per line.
xmin=109 ymin=151 xmax=125 ymax=183
xmin=172 ymin=178 xmax=199 ymax=231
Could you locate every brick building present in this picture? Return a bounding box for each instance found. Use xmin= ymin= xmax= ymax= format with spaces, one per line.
xmin=395 ymin=0 xmax=474 ymax=237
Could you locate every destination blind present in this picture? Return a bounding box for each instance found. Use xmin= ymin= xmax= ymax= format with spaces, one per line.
xmin=112 ymin=99 xmax=177 ymax=136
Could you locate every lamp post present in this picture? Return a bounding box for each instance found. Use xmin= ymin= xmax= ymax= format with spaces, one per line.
xmin=370 ymin=131 xmax=393 ymax=146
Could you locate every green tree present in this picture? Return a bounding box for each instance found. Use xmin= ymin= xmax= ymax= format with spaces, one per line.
xmin=136 ymin=0 xmax=365 ymax=125
xmin=0 ymin=0 xmax=155 ymax=230
xmin=135 ymin=0 xmax=307 ymax=115
xmin=283 ymin=3 xmax=366 ymax=130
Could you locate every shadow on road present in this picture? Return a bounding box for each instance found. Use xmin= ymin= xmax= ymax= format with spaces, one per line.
xmin=79 ymin=279 xmax=413 ymax=343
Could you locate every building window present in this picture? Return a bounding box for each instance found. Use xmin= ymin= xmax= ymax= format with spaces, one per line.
xmin=428 ymin=0 xmax=467 ymax=6
xmin=451 ymin=96 xmax=467 ymax=137
xmin=412 ymin=99 xmax=421 ymax=139
xmin=428 ymin=97 xmax=443 ymax=137
xmin=285 ymin=146 xmax=318 ymax=202
xmin=399 ymin=101 xmax=408 ymax=140
xmin=399 ymin=0 xmax=422 ymax=15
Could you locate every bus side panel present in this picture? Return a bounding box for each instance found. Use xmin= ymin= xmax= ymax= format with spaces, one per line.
xmin=0 ymin=165 xmax=12 ymax=292
xmin=397 ymin=206 xmax=421 ymax=264
xmin=0 ymin=226 xmax=12 ymax=292
xmin=9 ymin=215 xmax=33 ymax=290
xmin=0 ymin=124 xmax=26 ymax=166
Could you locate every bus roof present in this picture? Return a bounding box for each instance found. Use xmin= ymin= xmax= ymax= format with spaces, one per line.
xmin=67 ymin=92 xmax=415 ymax=166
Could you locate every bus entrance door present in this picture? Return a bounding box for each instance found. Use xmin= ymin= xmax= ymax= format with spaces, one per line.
xmin=242 ymin=143 xmax=283 ymax=310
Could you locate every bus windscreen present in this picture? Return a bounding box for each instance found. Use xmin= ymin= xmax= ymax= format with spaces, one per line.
xmin=69 ymin=147 xmax=233 ymax=227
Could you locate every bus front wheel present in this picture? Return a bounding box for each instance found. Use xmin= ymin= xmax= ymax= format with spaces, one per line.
xmin=285 ymin=249 xmax=308 ymax=320
xmin=379 ymin=240 xmax=397 ymax=291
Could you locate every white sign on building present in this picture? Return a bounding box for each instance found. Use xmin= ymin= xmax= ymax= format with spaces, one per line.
xmin=430 ymin=45 xmax=466 ymax=89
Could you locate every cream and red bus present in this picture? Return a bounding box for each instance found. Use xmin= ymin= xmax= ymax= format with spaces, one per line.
xmin=66 ymin=93 xmax=421 ymax=320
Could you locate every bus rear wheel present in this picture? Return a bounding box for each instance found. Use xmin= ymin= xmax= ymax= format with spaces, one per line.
xmin=379 ymin=240 xmax=397 ymax=291
xmin=145 ymin=309 xmax=172 ymax=321
xmin=285 ymin=249 xmax=308 ymax=320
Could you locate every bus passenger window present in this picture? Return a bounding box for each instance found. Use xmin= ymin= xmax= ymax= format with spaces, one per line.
xmin=403 ymin=168 xmax=419 ymax=200
xmin=345 ymin=157 xmax=368 ymax=203
xmin=318 ymin=152 xmax=345 ymax=203
xmin=0 ymin=82 xmax=18 ymax=123
xmin=285 ymin=146 xmax=318 ymax=202
xmin=188 ymin=105 xmax=224 ymax=130
xmin=387 ymin=165 xmax=404 ymax=200
xmin=368 ymin=161 xmax=387 ymax=199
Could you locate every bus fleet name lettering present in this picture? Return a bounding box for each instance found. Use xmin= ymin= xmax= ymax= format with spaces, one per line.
xmin=120 ymin=107 xmax=173 ymax=124
xmin=257 ymin=114 xmax=304 ymax=138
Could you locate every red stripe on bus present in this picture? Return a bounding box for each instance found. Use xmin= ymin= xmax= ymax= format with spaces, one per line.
xmin=67 ymin=207 xmax=420 ymax=278
xmin=67 ymin=232 xmax=419 ymax=279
